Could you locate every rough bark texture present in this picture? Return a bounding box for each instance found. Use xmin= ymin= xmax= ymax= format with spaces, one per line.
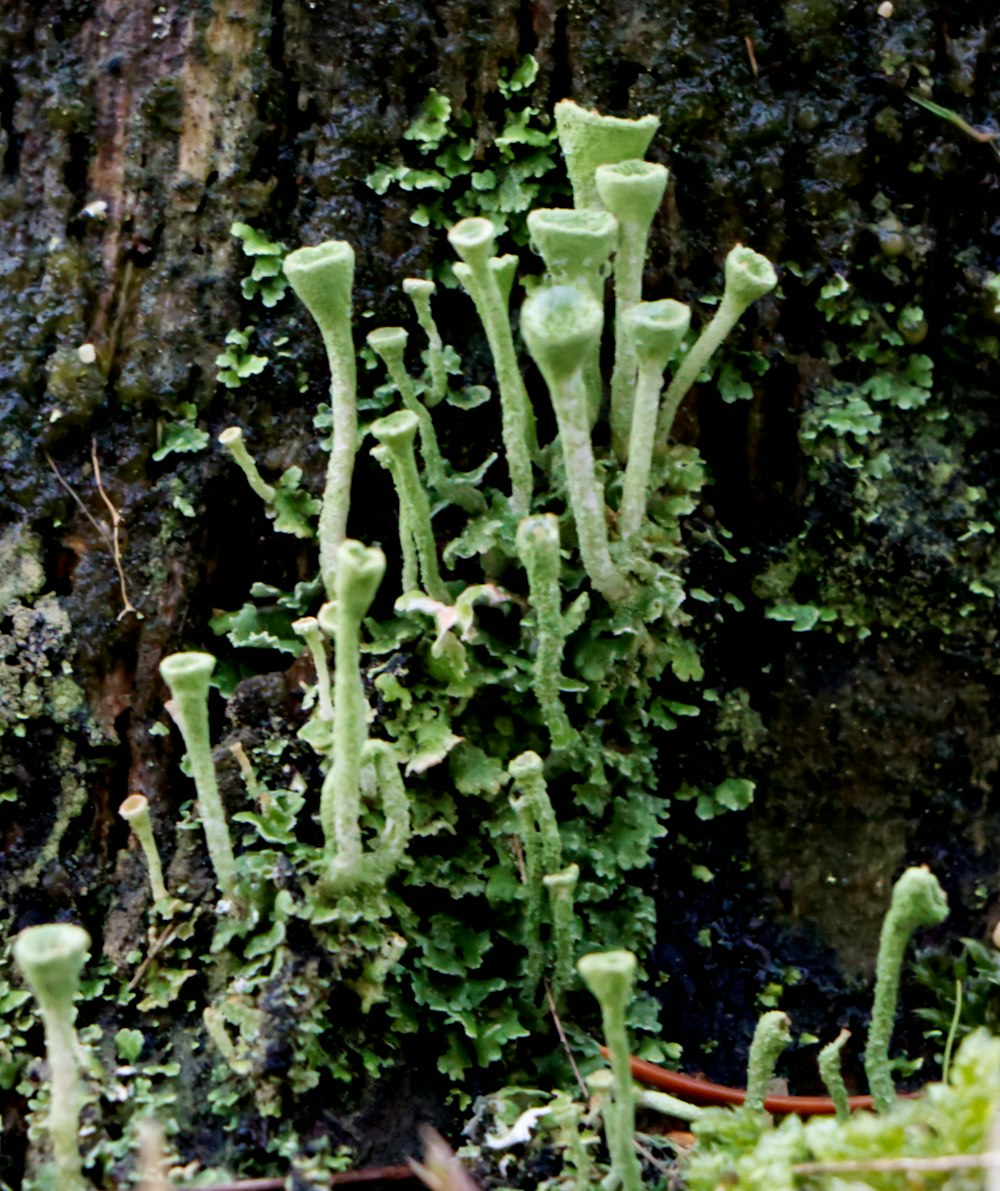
xmin=2 ymin=0 xmax=1000 ymax=1178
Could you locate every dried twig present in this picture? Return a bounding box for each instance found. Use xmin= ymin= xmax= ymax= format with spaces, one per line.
xmin=794 ymin=1152 xmax=1000 ymax=1176
xmin=544 ymin=981 xmax=588 ymax=1101
xmin=90 ymin=436 xmax=139 ymax=619
xmin=44 ymin=443 xmax=139 ymax=619
xmin=178 ymin=1165 xmax=416 ymax=1191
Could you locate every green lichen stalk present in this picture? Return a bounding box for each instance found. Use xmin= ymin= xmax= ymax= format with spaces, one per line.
xmin=577 ymin=950 xmax=642 ymax=1191
xmin=618 ymin=299 xmax=691 ymax=539
xmin=521 ymin=285 xmax=629 ymax=604
xmin=818 ymin=1028 xmax=852 ymax=1122
xmin=13 ymin=923 xmax=91 ymax=1191
xmin=160 ymin=651 xmax=238 ymax=903
xmin=370 ymin=410 xmax=447 ymax=601
xmin=320 ymin=539 xmax=386 ymax=892
xmin=594 ymin=160 xmax=670 ymax=460
xmin=515 ymin=514 xmax=584 ymax=749
xmin=656 ymin=244 xmax=776 ymax=450
xmin=509 ymin=750 xmax=561 ymax=995
xmin=864 ymin=865 xmax=949 ymax=1112
xmin=744 ymin=1009 xmax=791 ymax=1114
xmin=402 ymin=277 xmax=447 ymax=407
xmin=283 ymin=240 xmax=358 ymax=599
xmin=292 ymin=616 xmax=334 ymax=729
xmin=217 ymin=426 xmax=277 ymax=504
xmin=543 ymin=863 xmax=579 ymax=1005
xmin=367 ymin=325 xmax=447 ymax=491
xmin=118 ymin=793 xmax=169 ymax=904
xmin=448 ymin=217 xmax=536 ymax=516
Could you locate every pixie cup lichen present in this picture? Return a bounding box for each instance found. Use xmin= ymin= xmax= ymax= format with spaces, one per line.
xmin=594 ymin=159 xmax=670 ymax=459
xmin=283 ymin=240 xmax=358 ymax=599
xmin=160 ymin=651 xmax=238 ymax=903
xmin=619 ymin=298 xmax=691 ymax=539
xmin=521 ymin=284 xmax=629 ymax=603
xmin=554 ymin=99 xmax=659 ymax=209
xmin=14 ymin=923 xmax=91 ymax=1191
xmin=656 ymin=244 xmax=777 ymax=450
xmin=119 ymin=793 xmax=169 ymax=905
xmin=577 ymin=950 xmax=642 ymax=1191
xmin=449 ymin=216 xmax=536 ymax=516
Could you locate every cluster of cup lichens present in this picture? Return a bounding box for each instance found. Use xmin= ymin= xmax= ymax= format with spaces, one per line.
xmin=13 ymin=101 xmax=785 ymax=1189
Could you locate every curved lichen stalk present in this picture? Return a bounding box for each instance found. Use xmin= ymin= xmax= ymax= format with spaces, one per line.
xmin=577 ymin=950 xmax=643 ymax=1191
xmin=655 ymin=244 xmax=777 ymax=451
xmin=370 ymin=410 xmax=448 ymax=601
xmin=864 ymin=865 xmax=948 ymax=1112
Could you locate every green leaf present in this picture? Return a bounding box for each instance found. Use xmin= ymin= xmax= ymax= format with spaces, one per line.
xmin=231 ymin=222 xmax=285 ymax=256
xmin=404 ymin=89 xmax=452 ymax=148
xmin=714 ymin=777 xmax=755 ymax=812
xmin=153 ymin=419 xmax=210 ymax=461
xmin=114 ymin=1028 xmax=145 ymax=1064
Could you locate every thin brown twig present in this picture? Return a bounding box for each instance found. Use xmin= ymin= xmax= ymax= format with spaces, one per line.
xmin=793 ymin=1152 xmax=1000 ymax=1176
xmin=45 ymin=451 xmax=113 ymax=548
xmin=127 ymin=921 xmax=181 ymax=991
xmin=544 ymin=981 xmax=588 ymax=1101
xmin=44 ymin=445 xmax=139 ymax=619
xmin=91 ymin=435 xmax=139 ymax=619
xmin=177 ymin=1164 xmax=416 ymax=1191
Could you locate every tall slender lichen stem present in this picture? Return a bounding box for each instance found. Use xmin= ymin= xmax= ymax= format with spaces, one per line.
xmin=367 ymin=325 xmax=447 ymax=491
xmin=864 ymin=865 xmax=949 ymax=1112
xmin=510 ymin=750 xmax=560 ymax=996
xmin=618 ymin=299 xmax=690 ymax=539
xmin=744 ymin=1010 xmax=792 ymax=1114
xmin=655 ymin=244 xmax=776 ymax=450
xmin=402 ymin=277 xmax=447 ymax=407
xmin=449 ymin=217 xmax=535 ymax=516
xmin=321 ymin=540 xmax=385 ymax=887
xmin=292 ymin=616 xmax=334 ymax=727
xmin=14 ymin=923 xmax=90 ymax=1191
xmin=515 ymin=514 xmax=581 ymax=748
xmin=160 ymin=652 xmax=238 ymax=903
xmin=283 ymin=241 xmax=358 ymax=600
xmin=594 ymin=160 xmax=669 ymax=460
xmin=119 ymin=794 xmax=169 ymax=904
xmin=370 ymin=410 xmax=447 ymax=600
xmin=521 ymin=285 xmax=628 ymax=603
xmin=577 ymin=950 xmax=642 ymax=1191
xmin=543 ymin=863 xmax=579 ymax=1006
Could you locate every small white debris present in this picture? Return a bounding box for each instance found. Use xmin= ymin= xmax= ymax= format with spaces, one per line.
xmin=485 ymin=1106 xmax=550 ymax=1150
xmin=81 ymin=199 xmax=108 ymax=219
xmin=877 ymin=1 xmax=893 ymax=17
xmin=77 ymin=343 xmax=97 ymax=364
